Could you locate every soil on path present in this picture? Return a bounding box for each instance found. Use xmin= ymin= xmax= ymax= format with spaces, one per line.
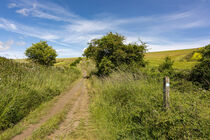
xmin=48 ymin=78 xmax=89 ymax=139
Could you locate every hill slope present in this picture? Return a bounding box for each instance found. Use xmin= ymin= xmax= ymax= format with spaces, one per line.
xmin=145 ymin=48 xmax=199 ymax=69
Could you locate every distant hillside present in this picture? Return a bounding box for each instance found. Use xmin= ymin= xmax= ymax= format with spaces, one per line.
xmin=145 ymin=48 xmax=199 ymax=69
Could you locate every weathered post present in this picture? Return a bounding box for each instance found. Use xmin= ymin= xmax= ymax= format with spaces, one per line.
xmin=163 ymin=76 xmax=170 ymax=109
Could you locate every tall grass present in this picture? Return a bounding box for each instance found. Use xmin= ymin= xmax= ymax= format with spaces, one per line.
xmin=0 ymin=57 xmax=81 ymax=131
xmin=90 ymin=71 xmax=209 ymax=139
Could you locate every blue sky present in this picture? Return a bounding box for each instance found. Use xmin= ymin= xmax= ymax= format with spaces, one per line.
xmin=0 ymin=0 xmax=210 ymax=58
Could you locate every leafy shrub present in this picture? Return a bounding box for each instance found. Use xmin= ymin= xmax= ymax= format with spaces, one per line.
xmin=190 ymin=44 xmax=210 ymax=89
xmin=25 ymin=41 xmax=57 ymax=66
xmin=158 ymin=56 xmax=174 ymax=76
xmin=98 ymin=57 xmax=115 ymax=75
xmin=190 ymin=59 xmax=210 ymax=89
xmin=70 ymin=57 xmax=82 ymax=67
xmin=83 ymin=32 xmax=147 ymax=75
xmin=0 ymin=57 xmax=80 ymax=130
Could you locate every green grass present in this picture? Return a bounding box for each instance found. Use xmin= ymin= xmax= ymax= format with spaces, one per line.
xmin=90 ymin=71 xmax=210 ymax=139
xmin=0 ymin=96 xmax=58 ymax=140
xmin=145 ymin=48 xmax=199 ymax=69
xmin=0 ymin=57 xmax=81 ymax=131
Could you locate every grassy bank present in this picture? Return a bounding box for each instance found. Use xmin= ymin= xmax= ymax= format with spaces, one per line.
xmin=90 ymin=71 xmax=209 ymax=139
xmin=0 ymin=57 xmax=81 ymax=131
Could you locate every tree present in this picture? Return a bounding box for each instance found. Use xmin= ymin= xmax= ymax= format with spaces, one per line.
xmin=83 ymin=32 xmax=147 ymax=75
xmin=25 ymin=41 xmax=57 ymax=66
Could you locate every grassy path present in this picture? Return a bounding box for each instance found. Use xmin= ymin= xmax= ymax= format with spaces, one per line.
xmin=7 ymin=72 xmax=92 ymax=140
xmin=47 ymin=78 xmax=89 ymax=139
xmin=11 ymin=78 xmax=83 ymax=140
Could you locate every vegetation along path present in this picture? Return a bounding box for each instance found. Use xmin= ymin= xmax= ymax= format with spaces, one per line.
xmin=11 ymin=73 xmax=89 ymax=140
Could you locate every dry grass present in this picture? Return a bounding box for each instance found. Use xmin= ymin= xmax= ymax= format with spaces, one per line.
xmin=55 ymin=58 xmax=78 ymax=67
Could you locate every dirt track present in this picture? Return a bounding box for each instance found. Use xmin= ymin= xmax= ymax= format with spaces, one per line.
xmin=11 ymin=76 xmax=89 ymax=140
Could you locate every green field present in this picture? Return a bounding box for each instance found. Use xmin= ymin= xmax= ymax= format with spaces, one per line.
xmin=55 ymin=58 xmax=78 ymax=67
xmin=145 ymin=48 xmax=199 ymax=69
xmin=15 ymin=57 xmax=78 ymax=67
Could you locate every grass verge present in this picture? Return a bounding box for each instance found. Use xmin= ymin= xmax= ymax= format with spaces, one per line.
xmin=0 ymin=57 xmax=81 ymax=131
xmin=90 ymin=71 xmax=210 ymax=139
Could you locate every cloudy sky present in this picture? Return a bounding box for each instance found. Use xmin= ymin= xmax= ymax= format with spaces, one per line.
xmin=0 ymin=0 xmax=210 ymax=58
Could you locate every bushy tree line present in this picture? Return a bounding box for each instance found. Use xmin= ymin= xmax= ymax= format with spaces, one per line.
xmin=190 ymin=44 xmax=210 ymax=89
xmin=83 ymin=32 xmax=147 ymax=75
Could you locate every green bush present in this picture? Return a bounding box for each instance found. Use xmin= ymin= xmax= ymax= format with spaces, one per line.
xmin=70 ymin=57 xmax=82 ymax=67
xmin=25 ymin=41 xmax=57 ymax=66
xmin=98 ymin=57 xmax=115 ymax=75
xmin=90 ymin=71 xmax=210 ymax=139
xmin=190 ymin=44 xmax=210 ymax=89
xmin=83 ymin=32 xmax=147 ymax=75
xmin=0 ymin=57 xmax=80 ymax=130
xmin=158 ymin=56 xmax=174 ymax=76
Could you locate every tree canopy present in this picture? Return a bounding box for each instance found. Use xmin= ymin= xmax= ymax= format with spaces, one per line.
xmin=83 ymin=32 xmax=147 ymax=75
xmin=25 ymin=41 xmax=57 ymax=66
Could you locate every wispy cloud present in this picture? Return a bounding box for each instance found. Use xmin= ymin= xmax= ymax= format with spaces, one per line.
xmin=149 ymin=38 xmax=210 ymax=52
xmin=16 ymin=8 xmax=29 ymax=16
xmin=9 ymin=0 xmax=78 ymax=21
xmin=0 ymin=50 xmax=25 ymax=58
xmin=0 ymin=40 xmax=14 ymax=50
xmin=8 ymin=3 xmax=17 ymax=8
xmin=16 ymin=41 xmax=26 ymax=46
xmin=56 ymin=48 xmax=82 ymax=57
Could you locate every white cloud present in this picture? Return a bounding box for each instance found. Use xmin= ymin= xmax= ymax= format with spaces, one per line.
xmin=0 ymin=18 xmax=60 ymax=43
xmin=66 ymin=20 xmax=113 ymax=33
xmin=56 ymin=48 xmax=82 ymax=57
xmin=8 ymin=3 xmax=17 ymax=8
xmin=165 ymin=11 xmax=193 ymax=20
xmin=181 ymin=20 xmax=205 ymax=29
xmin=41 ymin=34 xmax=60 ymax=40
xmin=9 ymin=0 xmax=78 ymax=21
xmin=16 ymin=8 xmax=30 ymax=16
xmin=0 ymin=50 xmax=26 ymax=59
xmin=0 ymin=18 xmax=17 ymax=30
xmin=0 ymin=40 xmax=14 ymax=50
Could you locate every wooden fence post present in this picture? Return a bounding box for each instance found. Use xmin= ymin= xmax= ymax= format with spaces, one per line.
xmin=163 ymin=76 xmax=170 ymax=109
